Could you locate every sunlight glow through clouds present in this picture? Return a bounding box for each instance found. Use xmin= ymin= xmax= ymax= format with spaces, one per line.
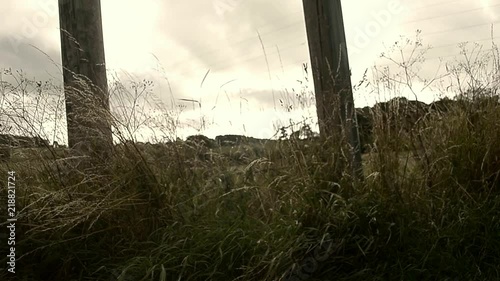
xmin=481 ymin=0 xmax=497 ymax=20
xmin=101 ymin=0 xmax=161 ymax=73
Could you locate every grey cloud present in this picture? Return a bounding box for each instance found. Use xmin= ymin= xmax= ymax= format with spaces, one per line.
xmin=0 ymin=35 xmax=62 ymax=82
xmin=152 ymin=0 xmax=307 ymax=76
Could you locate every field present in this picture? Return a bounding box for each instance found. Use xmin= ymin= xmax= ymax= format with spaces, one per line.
xmin=0 ymin=41 xmax=500 ymax=280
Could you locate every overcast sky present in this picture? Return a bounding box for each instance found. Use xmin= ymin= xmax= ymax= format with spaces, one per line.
xmin=0 ymin=0 xmax=499 ymax=142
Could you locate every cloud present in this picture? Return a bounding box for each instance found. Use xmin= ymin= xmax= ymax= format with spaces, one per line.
xmin=1 ymin=0 xmax=500 ymax=140
xmin=481 ymin=0 xmax=498 ymax=20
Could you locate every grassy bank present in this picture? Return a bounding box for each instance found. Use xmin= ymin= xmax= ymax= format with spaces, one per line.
xmin=1 ymin=40 xmax=500 ymax=280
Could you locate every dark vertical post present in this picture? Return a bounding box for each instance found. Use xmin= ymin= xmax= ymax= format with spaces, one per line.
xmin=302 ymin=0 xmax=363 ymax=179
xmin=58 ymin=0 xmax=112 ymax=165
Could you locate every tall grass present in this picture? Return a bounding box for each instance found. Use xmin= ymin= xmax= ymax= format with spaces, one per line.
xmin=0 ymin=37 xmax=499 ymax=281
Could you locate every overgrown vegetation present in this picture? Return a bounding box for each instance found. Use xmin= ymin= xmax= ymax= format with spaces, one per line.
xmin=0 ymin=37 xmax=499 ymax=281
